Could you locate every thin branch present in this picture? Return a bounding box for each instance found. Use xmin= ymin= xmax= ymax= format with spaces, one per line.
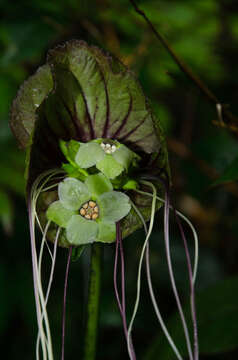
xmin=129 ymin=0 xmax=238 ymax=134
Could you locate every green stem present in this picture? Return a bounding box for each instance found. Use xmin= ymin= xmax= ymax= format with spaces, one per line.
xmin=83 ymin=243 xmax=102 ymax=360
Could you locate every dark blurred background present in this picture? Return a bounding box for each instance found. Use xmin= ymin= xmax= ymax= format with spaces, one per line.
xmin=1 ymin=0 xmax=238 ymax=359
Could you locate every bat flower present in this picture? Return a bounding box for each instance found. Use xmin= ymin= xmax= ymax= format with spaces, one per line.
xmin=46 ymin=173 xmax=131 ymax=245
xmin=9 ymin=40 xmax=199 ymax=360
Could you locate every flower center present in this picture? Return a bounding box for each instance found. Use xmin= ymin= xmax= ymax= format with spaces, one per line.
xmin=79 ymin=200 xmax=99 ymax=220
xmin=100 ymin=142 xmax=117 ymax=154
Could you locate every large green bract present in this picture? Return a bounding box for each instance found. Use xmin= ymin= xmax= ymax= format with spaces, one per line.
xmin=10 ymin=40 xmax=170 ymax=246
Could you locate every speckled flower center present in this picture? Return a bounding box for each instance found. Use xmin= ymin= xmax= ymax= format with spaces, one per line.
xmin=79 ymin=200 xmax=99 ymax=220
xmin=100 ymin=142 xmax=117 ymax=154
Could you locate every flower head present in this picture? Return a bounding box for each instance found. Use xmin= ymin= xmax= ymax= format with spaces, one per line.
xmin=46 ymin=173 xmax=131 ymax=245
xmin=61 ymin=138 xmax=139 ymax=180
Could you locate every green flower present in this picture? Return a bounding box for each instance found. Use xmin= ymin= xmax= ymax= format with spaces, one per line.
xmin=74 ymin=139 xmax=138 ymax=179
xmin=46 ymin=173 xmax=131 ymax=245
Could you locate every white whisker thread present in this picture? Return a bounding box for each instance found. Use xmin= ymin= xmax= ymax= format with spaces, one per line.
xmin=133 ymin=184 xmax=200 ymax=360
xmin=36 ymin=226 xmax=60 ymax=358
xmin=29 ymin=169 xmax=64 ymax=360
xmin=134 ymin=189 xmax=199 ymax=284
xmin=127 ymin=182 xmax=157 ymax=360
xmin=163 ymin=188 xmax=193 ymax=360
xmin=130 ymin=199 xmax=183 ymax=360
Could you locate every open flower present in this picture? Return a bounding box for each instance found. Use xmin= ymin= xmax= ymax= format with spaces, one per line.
xmin=46 ymin=173 xmax=131 ymax=245
xmin=74 ymin=139 xmax=139 ymax=179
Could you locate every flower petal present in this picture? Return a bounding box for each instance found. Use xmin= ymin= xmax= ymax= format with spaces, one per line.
xmin=112 ymin=144 xmax=134 ymax=171
xmin=96 ymin=154 xmax=124 ymax=179
xmin=98 ymin=191 xmax=131 ymax=222
xmin=75 ymin=142 xmax=105 ymax=168
xmin=58 ymin=177 xmax=91 ymax=210
xmin=66 ymin=215 xmax=98 ymax=245
xmin=46 ymin=200 xmax=75 ymax=228
xmin=85 ymin=173 xmax=113 ymax=198
xmin=97 ymin=221 xmax=116 ymax=243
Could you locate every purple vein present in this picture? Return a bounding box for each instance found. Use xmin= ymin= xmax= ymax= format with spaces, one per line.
xmin=73 ymin=78 xmax=95 ymax=139
xmin=112 ymin=95 xmax=133 ymax=138
xmin=61 ymin=246 xmax=72 ymax=360
xmin=175 ymin=212 xmax=199 ymax=360
xmin=118 ymin=114 xmax=148 ymax=142
xmin=129 ymin=131 xmax=155 ymax=145
xmin=101 ymin=76 xmax=110 ymax=138
xmin=59 ymin=95 xmax=83 ymax=139
xmin=164 ymin=188 xmax=193 ymax=360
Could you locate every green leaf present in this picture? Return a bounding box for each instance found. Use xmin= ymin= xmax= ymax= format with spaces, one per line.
xmin=96 ymin=154 xmax=124 ymax=179
xmin=85 ymin=173 xmax=113 ymax=198
xmin=213 ymin=156 xmax=238 ymax=186
xmin=122 ymin=179 xmax=138 ymax=190
xmin=98 ymin=191 xmax=131 ymax=222
xmin=46 ymin=200 xmax=76 ymax=228
xmin=58 ymin=177 xmax=91 ymax=210
xmin=145 ymin=277 xmax=238 ymax=359
xmin=66 ymin=215 xmax=98 ymax=245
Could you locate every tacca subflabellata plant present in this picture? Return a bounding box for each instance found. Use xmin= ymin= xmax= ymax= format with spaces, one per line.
xmin=10 ymin=40 xmax=199 ymax=360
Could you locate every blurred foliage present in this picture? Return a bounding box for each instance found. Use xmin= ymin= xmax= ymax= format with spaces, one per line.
xmin=1 ymin=0 xmax=238 ymax=359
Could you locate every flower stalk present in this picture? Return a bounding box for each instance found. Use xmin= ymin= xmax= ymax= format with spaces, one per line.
xmin=83 ymin=243 xmax=103 ymax=360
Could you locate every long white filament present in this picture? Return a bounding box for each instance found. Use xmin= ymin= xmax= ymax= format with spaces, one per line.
xmin=127 ymin=182 xmax=157 ymax=360
xmin=134 ymin=189 xmax=199 ymax=284
xmin=29 ymin=197 xmax=47 ymax=360
xmin=33 ymin=220 xmax=54 ymax=360
xmin=29 ymin=169 xmax=64 ymax=360
xmin=36 ymin=226 xmax=60 ymax=358
xmin=130 ymin=200 xmax=183 ymax=360
xmin=163 ymin=188 xmax=193 ymax=360
xmin=133 ymin=185 xmax=199 ymax=360
xmin=35 ymin=175 xmax=65 ymax=262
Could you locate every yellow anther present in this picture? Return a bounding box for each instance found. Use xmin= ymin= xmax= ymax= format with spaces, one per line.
xmin=89 ymin=201 xmax=96 ymax=208
xmin=80 ymin=200 xmax=99 ymax=220
xmin=80 ymin=208 xmax=86 ymax=216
